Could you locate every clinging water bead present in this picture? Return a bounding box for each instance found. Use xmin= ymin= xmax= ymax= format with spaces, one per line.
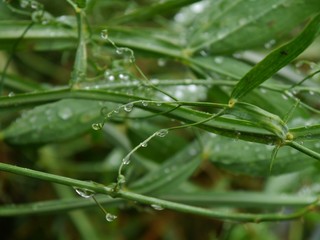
xmin=101 ymin=29 xmax=108 ymax=40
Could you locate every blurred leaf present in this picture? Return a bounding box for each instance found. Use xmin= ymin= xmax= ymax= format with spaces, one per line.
xmin=208 ymin=135 xmax=317 ymax=176
xmin=178 ymin=0 xmax=320 ymax=54
xmin=2 ymin=99 xmax=104 ymax=144
xmin=290 ymin=124 xmax=320 ymax=142
xmin=109 ymin=0 xmax=200 ymax=24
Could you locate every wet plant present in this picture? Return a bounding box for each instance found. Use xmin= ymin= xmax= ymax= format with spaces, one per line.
xmin=1 ymin=0 xmax=320 ymax=239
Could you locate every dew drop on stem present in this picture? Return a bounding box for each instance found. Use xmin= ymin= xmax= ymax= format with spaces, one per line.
xmin=8 ymin=92 xmax=15 ymax=97
xmin=122 ymin=155 xmax=131 ymax=165
xmin=101 ymin=29 xmax=108 ymax=40
xmin=124 ymin=103 xmax=133 ymax=112
xmin=116 ymin=48 xmax=124 ymax=55
xmin=156 ymin=129 xmax=169 ymax=137
xmin=141 ymin=100 xmax=148 ymax=107
xmin=105 ymin=213 xmax=117 ymax=222
xmin=74 ymin=187 xmax=95 ymax=198
xmin=151 ymin=204 xmax=164 ymax=211
xmin=141 ymin=141 xmax=148 ymax=147
xmin=31 ymin=1 xmax=41 ymax=10
xmin=20 ymin=0 xmax=29 ymax=8
xmin=92 ymin=123 xmax=103 ymax=130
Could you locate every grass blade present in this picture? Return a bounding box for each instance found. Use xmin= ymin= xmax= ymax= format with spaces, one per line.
xmin=229 ymin=13 xmax=320 ymax=105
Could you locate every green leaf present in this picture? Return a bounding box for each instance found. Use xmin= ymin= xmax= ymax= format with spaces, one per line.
xmin=208 ymin=135 xmax=317 ymax=176
xmin=2 ymin=99 xmax=103 ymax=144
xmin=229 ymin=13 xmax=320 ymax=104
xmin=290 ymin=124 xmax=320 ymax=142
xmin=179 ymin=0 xmax=320 ymax=54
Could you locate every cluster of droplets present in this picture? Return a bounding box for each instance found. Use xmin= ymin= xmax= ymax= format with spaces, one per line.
xmin=100 ymin=29 xmax=136 ymax=63
xmin=19 ymin=0 xmax=52 ymax=24
xmin=91 ymin=102 xmax=137 ymax=131
xmin=120 ymin=128 xmax=169 ymax=166
xmin=74 ymin=187 xmax=117 ymax=222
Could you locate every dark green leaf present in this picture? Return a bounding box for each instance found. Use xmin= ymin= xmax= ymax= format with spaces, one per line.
xmin=229 ymin=13 xmax=320 ymax=103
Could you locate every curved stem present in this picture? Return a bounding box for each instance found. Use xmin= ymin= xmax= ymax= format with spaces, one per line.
xmin=0 ymin=162 xmax=317 ymax=222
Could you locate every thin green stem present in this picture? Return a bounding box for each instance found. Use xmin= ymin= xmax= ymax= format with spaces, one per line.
xmin=0 ymin=162 xmax=317 ymax=222
xmin=287 ymin=141 xmax=320 ymax=161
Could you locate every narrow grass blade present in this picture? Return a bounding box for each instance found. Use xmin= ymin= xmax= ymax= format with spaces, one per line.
xmin=226 ymin=102 xmax=288 ymax=139
xmin=229 ymin=13 xmax=320 ymax=104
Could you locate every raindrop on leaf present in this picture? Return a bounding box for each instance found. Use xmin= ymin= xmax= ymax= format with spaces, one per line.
xmin=58 ymin=107 xmax=72 ymax=120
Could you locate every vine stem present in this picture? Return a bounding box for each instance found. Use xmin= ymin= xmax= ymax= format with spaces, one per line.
xmin=0 ymin=162 xmax=318 ymax=222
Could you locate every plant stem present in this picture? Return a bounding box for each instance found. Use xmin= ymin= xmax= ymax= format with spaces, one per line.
xmin=0 ymin=162 xmax=318 ymax=222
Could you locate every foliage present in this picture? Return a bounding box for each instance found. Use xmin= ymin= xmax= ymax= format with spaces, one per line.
xmin=0 ymin=0 xmax=320 ymax=239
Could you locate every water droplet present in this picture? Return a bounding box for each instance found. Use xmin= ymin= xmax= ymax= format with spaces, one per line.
xmin=104 ymin=70 xmax=111 ymax=78
xmin=101 ymin=29 xmax=108 ymax=40
xmin=58 ymin=107 xmax=72 ymax=120
xmin=122 ymin=156 xmax=131 ymax=165
xmin=141 ymin=141 xmax=148 ymax=147
xmin=264 ymin=39 xmax=276 ymax=49
xmin=156 ymin=129 xmax=168 ymax=137
xmin=92 ymin=123 xmax=104 ymax=130
xmin=20 ymin=0 xmax=29 ymax=8
xmin=116 ymin=48 xmax=124 ymax=55
xmin=151 ymin=204 xmax=164 ymax=211
xmin=105 ymin=213 xmax=117 ymax=222
xmin=157 ymin=58 xmax=167 ymax=67
xmin=119 ymin=73 xmax=129 ymax=81
xmin=108 ymin=75 xmax=115 ymax=81
xmin=31 ymin=10 xmax=43 ymax=22
xmin=282 ymin=94 xmax=288 ymax=100
xmin=74 ymin=187 xmax=94 ymax=198
xmin=141 ymin=100 xmax=148 ymax=107
xmin=259 ymin=88 xmax=267 ymax=94
xmin=309 ymin=91 xmax=315 ymax=95
xmin=238 ymin=18 xmax=247 ymax=25
xmin=8 ymin=92 xmax=15 ymax=97
xmin=31 ymin=1 xmax=41 ymax=9
xmin=124 ymin=103 xmax=133 ymax=112
xmin=214 ymin=57 xmax=223 ymax=64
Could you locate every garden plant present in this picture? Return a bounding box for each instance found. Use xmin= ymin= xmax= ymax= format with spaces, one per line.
xmin=1 ymin=0 xmax=320 ymax=239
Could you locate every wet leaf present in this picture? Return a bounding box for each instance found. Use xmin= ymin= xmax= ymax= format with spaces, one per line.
xmin=229 ymin=13 xmax=320 ymax=103
xmin=2 ymin=99 xmax=103 ymax=144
